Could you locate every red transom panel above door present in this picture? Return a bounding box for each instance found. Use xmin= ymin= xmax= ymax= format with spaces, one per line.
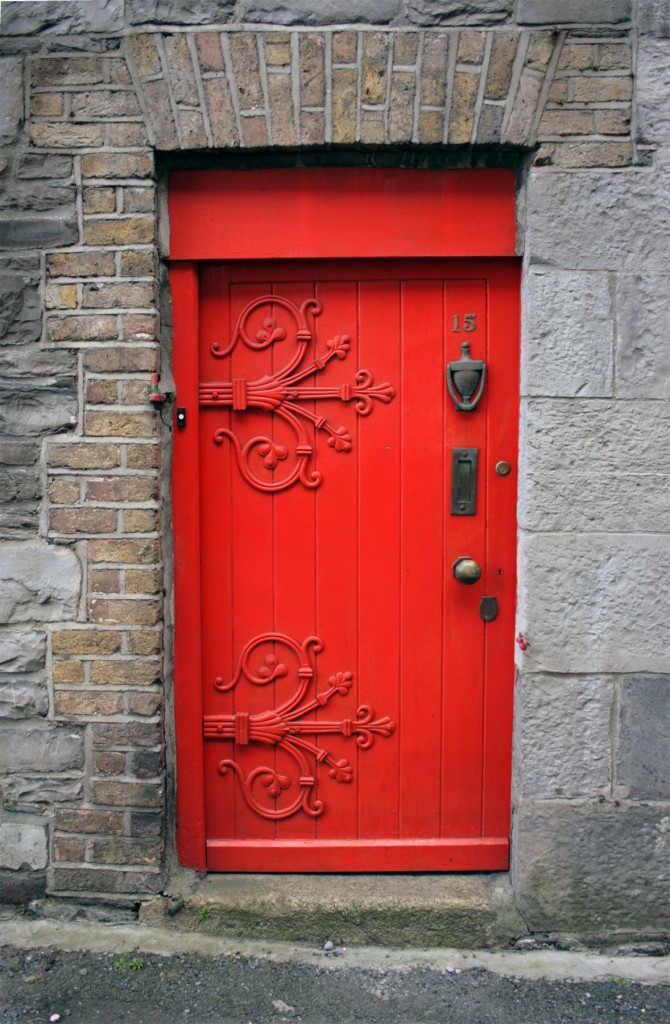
xmin=169 ymin=170 xmax=519 ymax=872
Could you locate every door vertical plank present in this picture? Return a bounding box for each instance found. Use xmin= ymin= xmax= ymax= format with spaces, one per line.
xmin=199 ymin=265 xmax=236 ymax=849
xmin=271 ymin=278 xmax=319 ymax=842
xmin=312 ymin=276 xmax=361 ymax=842
xmin=398 ymin=280 xmax=444 ymax=838
xmin=170 ymin=261 xmax=206 ymax=869
xmin=441 ymin=279 xmax=488 ymax=837
xmin=481 ymin=262 xmax=519 ymax=842
xmin=227 ymin=280 xmax=277 ymax=841
xmin=357 ymin=279 xmax=402 ymax=839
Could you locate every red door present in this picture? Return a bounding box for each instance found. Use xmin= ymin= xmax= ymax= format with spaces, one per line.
xmin=170 ymin=171 xmax=519 ymax=872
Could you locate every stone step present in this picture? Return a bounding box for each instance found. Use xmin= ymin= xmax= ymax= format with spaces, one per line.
xmin=138 ymin=872 xmax=528 ymax=949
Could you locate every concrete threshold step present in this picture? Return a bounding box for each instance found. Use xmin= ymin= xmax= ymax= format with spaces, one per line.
xmin=139 ymin=872 xmax=528 ymax=949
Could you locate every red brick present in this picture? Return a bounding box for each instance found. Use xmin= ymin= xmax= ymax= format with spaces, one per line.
xmin=51 ymin=867 xmax=162 ymax=894
xmin=85 ymin=410 xmax=157 ymax=438
xmin=55 ymin=690 xmax=124 ymax=715
xmin=47 ymin=314 xmax=118 ymax=343
xmin=88 ymin=538 xmax=159 ymax=563
xmin=89 ymin=837 xmax=162 ymax=866
xmin=84 ymin=217 xmax=154 ymax=246
xmin=52 ymin=629 xmax=121 ymax=655
xmin=87 ymin=379 xmax=119 ymax=404
xmin=92 ymin=779 xmax=163 ymax=807
xmin=54 ymin=808 xmax=125 ymax=834
xmin=196 ymin=32 xmax=224 ymax=71
xmin=91 ymin=720 xmax=161 ymax=748
xmin=129 ymin=811 xmax=162 ymax=837
xmin=83 ymin=282 xmax=155 ymax=309
xmin=53 ymin=660 xmax=85 ymax=684
xmin=120 ymin=250 xmax=155 ymax=278
xmin=46 ymin=251 xmax=115 ymax=278
xmin=85 ymin=348 xmax=158 ymax=373
xmin=90 ymin=660 xmax=160 ymax=685
xmin=121 ymin=313 xmax=158 ymax=340
xmin=53 ymin=837 xmax=87 ymax=861
xmin=82 ymin=152 xmax=154 ymax=179
xmin=86 ymin=477 xmax=158 ymax=502
xmin=333 ymin=31 xmax=356 ymax=63
xmin=95 ymin=751 xmax=126 ymax=775
xmin=48 ymin=441 xmax=121 ymax=470
xmin=122 ymin=509 xmax=160 ymax=532
xmin=49 ymin=479 xmax=80 ymax=504
xmin=50 ymin=507 xmax=118 ymax=534
xmin=124 ymin=568 xmax=162 ymax=595
xmin=33 ymin=56 xmax=104 ymax=87
xmin=89 ymin=598 xmax=161 ymax=626
xmin=127 ymin=690 xmax=162 ymax=717
xmin=89 ymin=568 xmax=121 ymax=594
xmin=125 ymin=630 xmax=162 ymax=656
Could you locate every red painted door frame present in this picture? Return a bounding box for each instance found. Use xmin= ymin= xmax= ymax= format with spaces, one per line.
xmin=169 ymin=169 xmax=519 ymax=872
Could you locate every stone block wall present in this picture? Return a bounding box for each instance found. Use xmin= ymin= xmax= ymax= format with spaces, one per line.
xmin=0 ymin=0 xmax=668 ymax=934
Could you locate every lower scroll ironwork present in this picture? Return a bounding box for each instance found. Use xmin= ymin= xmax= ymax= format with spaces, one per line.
xmin=204 ymin=632 xmax=395 ymax=821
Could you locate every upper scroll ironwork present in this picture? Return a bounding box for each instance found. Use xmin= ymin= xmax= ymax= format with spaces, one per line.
xmin=200 ymin=294 xmax=395 ymax=492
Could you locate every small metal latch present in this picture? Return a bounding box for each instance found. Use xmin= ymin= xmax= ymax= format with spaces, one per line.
xmin=176 ymin=407 xmax=187 ymax=429
xmin=479 ymin=596 xmax=498 ymax=622
xmin=450 ymin=448 xmax=478 ymax=515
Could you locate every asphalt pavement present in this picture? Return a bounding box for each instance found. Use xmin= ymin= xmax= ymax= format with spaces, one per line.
xmin=1 ymin=914 xmax=668 ymax=1024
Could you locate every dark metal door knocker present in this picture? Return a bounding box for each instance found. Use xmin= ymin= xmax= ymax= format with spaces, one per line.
xmin=446 ymin=341 xmax=486 ymax=411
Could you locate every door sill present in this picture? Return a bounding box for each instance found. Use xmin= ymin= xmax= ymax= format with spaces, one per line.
xmin=206 ymin=838 xmax=509 ymax=872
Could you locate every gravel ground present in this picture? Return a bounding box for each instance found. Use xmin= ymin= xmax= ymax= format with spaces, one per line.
xmin=1 ymin=945 xmax=669 ymax=1024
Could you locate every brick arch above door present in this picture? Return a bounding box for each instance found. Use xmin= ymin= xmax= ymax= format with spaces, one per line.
xmin=124 ymin=28 xmax=634 ymax=167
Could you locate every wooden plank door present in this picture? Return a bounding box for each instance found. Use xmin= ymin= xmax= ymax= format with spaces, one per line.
xmin=173 ymin=256 xmax=519 ymax=872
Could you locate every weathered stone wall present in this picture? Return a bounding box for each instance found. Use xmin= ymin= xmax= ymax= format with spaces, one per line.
xmin=0 ymin=0 xmax=667 ymax=933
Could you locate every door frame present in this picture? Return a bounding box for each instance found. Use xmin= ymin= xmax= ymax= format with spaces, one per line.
xmin=168 ymin=168 xmax=519 ymax=871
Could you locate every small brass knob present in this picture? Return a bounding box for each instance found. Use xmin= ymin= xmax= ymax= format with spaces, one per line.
xmin=452 ymin=556 xmax=481 ymax=585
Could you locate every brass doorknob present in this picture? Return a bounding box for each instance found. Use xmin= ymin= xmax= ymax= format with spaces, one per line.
xmin=452 ymin=556 xmax=481 ymax=585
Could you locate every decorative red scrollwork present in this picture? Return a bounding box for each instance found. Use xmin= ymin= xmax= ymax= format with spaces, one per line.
xmin=200 ymin=295 xmax=395 ymax=491
xmin=204 ymin=632 xmax=395 ymax=821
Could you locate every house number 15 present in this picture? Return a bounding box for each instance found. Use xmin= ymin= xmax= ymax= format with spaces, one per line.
xmin=452 ymin=313 xmax=477 ymax=333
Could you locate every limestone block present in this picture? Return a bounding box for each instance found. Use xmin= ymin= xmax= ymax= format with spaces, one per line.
xmin=0 ymin=57 xmax=23 ymax=146
xmin=639 ymin=0 xmax=670 ymax=36
xmin=0 ymin=630 xmax=46 ymax=673
xmin=522 ymin=271 xmax=613 ymax=397
xmin=240 ymin=0 xmax=399 ymax=23
xmin=512 ymin=799 xmax=670 ymax=932
xmin=518 ymin=0 xmax=631 ymax=22
xmin=0 ymin=682 xmax=48 ymax=719
xmin=0 ymin=180 xmax=77 ymax=213
xmin=615 ymin=274 xmax=670 ymax=399
xmin=0 ymin=215 xmax=79 ymax=250
xmin=519 ymin=399 xmax=670 ymax=533
xmin=617 ymin=676 xmax=670 ymax=799
xmin=0 ymin=273 xmax=41 ymax=347
xmin=519 ymin=533 xmax=670 ymax=674
xmin=0 ymin=344 xmax=76 ymax=382
xmin=0 ymin=378 xmax=77 ymax=437
xmin=0 ymin=540 xmax=81 ymax=623
xmin=637 ymin=39 xmax=670 ymax=144
xmin=527 ymin=154 xmax=670 ymax=271
xmin=2 ymin=774 xmax=83 ymax=809
xmin=516 ymin=675 xmax=612 ymax=797
xmin=405 ymin=1 xmax=511 ymax=24
xmin=128 ymin=0 xmax=235 ymax=23
xmin=0 ymin=822 xmax=47 ymax=871
xmin=0 ymin=0 xmax=123 ymax=33
xmin=0 ymin=727 xmax=83 ymax=772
